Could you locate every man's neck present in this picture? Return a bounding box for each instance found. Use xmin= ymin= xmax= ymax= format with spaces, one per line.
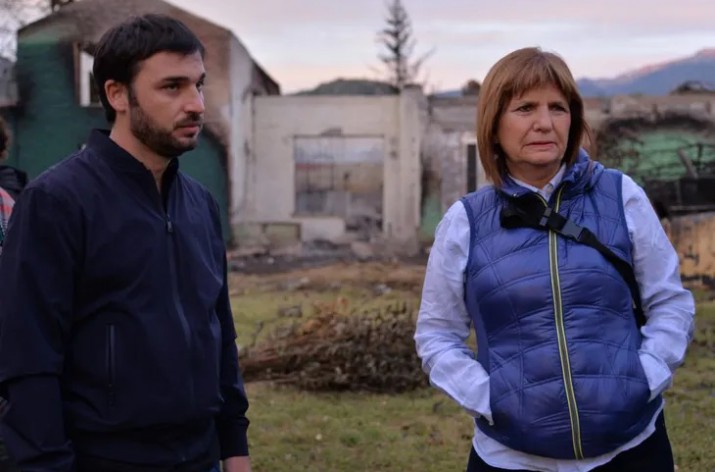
xmin=109 ymin=127 xmax=169 ymax=191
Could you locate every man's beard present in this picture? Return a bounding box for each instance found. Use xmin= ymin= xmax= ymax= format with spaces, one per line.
xmin=128 ymin=93 xmax=202 ymax=159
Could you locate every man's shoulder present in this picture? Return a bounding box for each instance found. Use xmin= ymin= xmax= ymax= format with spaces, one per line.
xmin=26 ymin=149 xmax=97 ymax=201
xmin=177 ymin=171 xmax=216 ymax=205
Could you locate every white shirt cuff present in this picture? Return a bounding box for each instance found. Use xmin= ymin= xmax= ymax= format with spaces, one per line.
xmin=639 ymin=350 xmax=673 ymax=402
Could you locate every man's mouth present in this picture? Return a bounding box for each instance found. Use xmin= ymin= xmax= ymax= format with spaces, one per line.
xmin=178 ymin=122 xmax=202 ymax=128
xmin=176 ymin=122 xmax=203 ymax=134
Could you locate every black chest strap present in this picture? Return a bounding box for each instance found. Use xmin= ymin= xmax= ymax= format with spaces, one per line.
xmin=500 ymin=193 xmax=646 ymax=328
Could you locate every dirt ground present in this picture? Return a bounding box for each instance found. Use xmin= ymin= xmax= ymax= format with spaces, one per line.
xmin=228 ymin=254 xmax=429 ymax=293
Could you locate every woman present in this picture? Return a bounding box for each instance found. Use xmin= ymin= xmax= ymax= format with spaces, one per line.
xmin=414 ymin=47 xmax=695 ymax=472
xmin=0 ymin=186 xmax=12 ymax=253
xmin=0 ymin=117 xmax=15 ymax=255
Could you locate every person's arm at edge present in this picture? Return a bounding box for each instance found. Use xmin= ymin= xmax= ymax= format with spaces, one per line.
xmin=0 ymin=187 xmax=79 ymax=471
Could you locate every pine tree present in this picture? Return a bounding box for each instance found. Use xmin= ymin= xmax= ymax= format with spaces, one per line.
xmin=376 ymin=0 xmax=431 ymax=90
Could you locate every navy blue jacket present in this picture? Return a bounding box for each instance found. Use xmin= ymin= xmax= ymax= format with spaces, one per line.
xmin=0 ymin=130 xmax=249 ymax=471
xmin=461 ymin=152 xmax=660 ymax=459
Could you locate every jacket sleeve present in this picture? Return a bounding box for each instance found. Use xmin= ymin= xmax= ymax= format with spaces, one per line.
xmin=0 ymin=186 xmax=80 ymax=471
xmin=208 ymin=198 xmax=250 ymax=458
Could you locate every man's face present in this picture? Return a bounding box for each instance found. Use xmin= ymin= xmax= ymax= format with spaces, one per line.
xmin=128 ymin=51 xmax=206 ymax=159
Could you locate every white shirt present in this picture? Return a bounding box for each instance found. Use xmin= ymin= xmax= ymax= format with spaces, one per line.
xmin=414 ymin=167 xmax=695 ymax=472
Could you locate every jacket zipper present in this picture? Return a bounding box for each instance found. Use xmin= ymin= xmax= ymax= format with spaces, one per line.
xmin=106 ymin=323 xmax=116 ymax=406
xmin=537 ymin=188 xmax=584 ymax=459
xmin=154 ymin=188 xmax=191 ymax=349
xmin=157 ymin=185 xmax=196 ymax=416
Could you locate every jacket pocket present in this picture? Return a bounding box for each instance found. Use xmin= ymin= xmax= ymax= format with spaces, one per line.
xmin=106 ymin=324 xmax=116 ymax=407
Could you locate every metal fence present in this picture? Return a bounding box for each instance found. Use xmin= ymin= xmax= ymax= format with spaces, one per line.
xmin=599 ymin=143 xmax=715 ymax=215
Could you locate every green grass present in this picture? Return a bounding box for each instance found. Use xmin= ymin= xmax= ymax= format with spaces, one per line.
xmin=664 ymin=301 xmax=715 ymax=472
xmin=233 ymin=267 xmax=714 ymax=471
xmin=245 ymin=384 xmax=474 ymax=472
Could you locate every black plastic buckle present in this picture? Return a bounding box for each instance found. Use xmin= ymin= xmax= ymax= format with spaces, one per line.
xmin=560 ymin=219 xmax=584 ymax=241
xmin=538 ymin=207 xmax=552 ymax=227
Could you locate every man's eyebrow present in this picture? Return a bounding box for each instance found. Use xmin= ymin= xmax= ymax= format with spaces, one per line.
xmin=159 ymin=73 xmax=206 ymax=83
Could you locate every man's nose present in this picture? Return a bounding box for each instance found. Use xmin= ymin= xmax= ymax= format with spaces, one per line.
xmin=184 ymin=88 xmax=205 ymax=115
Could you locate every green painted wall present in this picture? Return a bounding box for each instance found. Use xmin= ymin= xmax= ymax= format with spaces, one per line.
xmin=602 ymin=128 xmax=715 ymax=184
xmin=418 ymin=168 xmax=442 ymax=243
xmin=181 ymin=132 xmax=230 ymax=242
xmin=9 ymin=38 xmax=230 ymax=241
xmin=419 ymin=194 xmax=442 ymax=242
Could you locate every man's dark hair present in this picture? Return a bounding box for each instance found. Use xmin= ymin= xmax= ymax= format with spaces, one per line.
xmin=92 ymin=14 xmax=205 ymax=122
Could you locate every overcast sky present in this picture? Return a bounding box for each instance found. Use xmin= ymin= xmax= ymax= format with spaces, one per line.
xmin=166 ymin=0 xmax=715 ymax=93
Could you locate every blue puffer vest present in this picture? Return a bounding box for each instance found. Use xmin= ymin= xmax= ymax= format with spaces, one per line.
xmin=460 ymin=151 xmax=661 ymax=459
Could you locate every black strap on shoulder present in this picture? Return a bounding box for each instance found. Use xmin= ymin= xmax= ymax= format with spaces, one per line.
xmin=500 ymin=194 xmax=646 ymax=328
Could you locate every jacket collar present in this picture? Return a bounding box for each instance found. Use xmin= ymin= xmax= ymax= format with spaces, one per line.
xmin=499 ymin=148 xmax=602 ymax=199
xmin=86 ymin=129 xmax=179 ymax=183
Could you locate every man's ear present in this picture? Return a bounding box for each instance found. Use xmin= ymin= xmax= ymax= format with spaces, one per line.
xmin=105 ymin=80 xmax=129 ymax=115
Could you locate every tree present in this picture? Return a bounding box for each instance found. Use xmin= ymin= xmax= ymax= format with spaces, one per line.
xmin=461 ymin=79 xmax=481 ymax=96
xmin=376 ymin=0 xmax=432 ymax=90
xmin=0 ymin=0 xmax=74 ymax=59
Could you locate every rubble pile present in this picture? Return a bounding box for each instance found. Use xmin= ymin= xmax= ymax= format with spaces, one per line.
xmin=240 ymin=299 xmax=427 ymax=393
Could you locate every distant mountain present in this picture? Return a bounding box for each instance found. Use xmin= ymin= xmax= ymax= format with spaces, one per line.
xmin=577 ymin=49 xmax=715 ymax=97
xmin=430 ymin=89 xmax=462 ymax=98
xmin=300 ymin=50 xmax=715 ymax=98
xmin=294 ymin=78 xmax=397 ymax=96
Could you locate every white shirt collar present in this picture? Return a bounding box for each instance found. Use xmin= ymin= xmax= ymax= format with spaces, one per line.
xmin=510 ymin=164 xmax=566 ymax=201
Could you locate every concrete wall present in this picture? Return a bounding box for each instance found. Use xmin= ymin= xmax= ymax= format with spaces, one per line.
xmin=228 ymin=36 xmax=258 ymax=226
xmin=584 ymin=93 xmax=715 ymax=130
xmin=670 ymin=212 xmax=715 ymax=289
xmin=249 ymin=91 xmax=423 ymax=246
xmin=0 ymin=58 xmax=17 ymax=107
xmin=395 ymin=87 xmax=427 ymax=244
xmin=421 ymin=96 xmax=488 ymax=239
xmin=429 ymin=96 xmax=478 ymax=133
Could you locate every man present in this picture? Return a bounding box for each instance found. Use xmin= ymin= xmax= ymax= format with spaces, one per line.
xmin=0 ymin=14 xmax=251 ymax=472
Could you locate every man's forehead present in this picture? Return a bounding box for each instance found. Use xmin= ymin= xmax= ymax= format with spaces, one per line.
xmin=136 ymin=51 xmax=205 ymax=77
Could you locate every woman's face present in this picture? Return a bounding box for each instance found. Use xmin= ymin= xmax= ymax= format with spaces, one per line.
xmin=496 ymin=83 xmax=571 ymax=185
